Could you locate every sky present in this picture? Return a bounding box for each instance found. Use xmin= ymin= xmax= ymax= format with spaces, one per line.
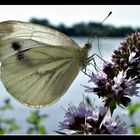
xmin=0 ymin=5 xmax=140 ymax=28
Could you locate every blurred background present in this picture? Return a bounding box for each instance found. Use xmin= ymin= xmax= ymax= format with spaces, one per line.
xmin=0 ymin=5 xmax=140 ymax=134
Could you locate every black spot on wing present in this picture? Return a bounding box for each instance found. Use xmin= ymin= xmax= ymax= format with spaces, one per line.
xmin=16 ymin=49 xmax=33 ymax=66
xmin=11 ymin=41 xmax=25 ymax=61
xmin=11 ymin=41 xmax=31 ymax=62
xmin=17 ymin=52 xmax=24 ymax=60
xmin=11 ymin=42 xmax=21 ymax=51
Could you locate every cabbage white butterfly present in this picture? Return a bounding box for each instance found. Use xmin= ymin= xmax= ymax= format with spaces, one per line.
xmin=0 ymin=12 xmax=111 ymax=108
xmin=0 ymin=20 xmax=91 ymax=108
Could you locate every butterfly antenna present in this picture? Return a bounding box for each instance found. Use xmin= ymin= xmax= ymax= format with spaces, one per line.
xmin=98 ymin=11 xmax=112 ymax=58
xmin=88 ymin=11 xmax=112 ymax=42
xmin=87 ymin=11 xmax=112 ymax=56
xmin=101 ymin=11 xmax=112 ymax=25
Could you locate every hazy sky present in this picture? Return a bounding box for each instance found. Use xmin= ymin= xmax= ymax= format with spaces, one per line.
xmin=0 ymin=5 xmax=140 ymax=28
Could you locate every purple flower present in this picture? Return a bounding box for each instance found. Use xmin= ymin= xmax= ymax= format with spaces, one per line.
xmin=84 ymin=71 xmax=110 ymax=98
xmin=123 ymin=77 xmax=139 ymax=96
xmin=102 ymin=61 xmax=118 ymax=79
xmin=102 ymin=116 xmax=127 ymax=134
xmin=85 ymin=66 xmax=139 ymax=110
xmin=112 ymin=32 xmax=140 ymax=82
xmin=58 ymin=102 xmax=93 ymax=133
xmin=112 ymin=71 xmax=126 ymax=95
xmin=57 ymin=102 xmax=127 ymax=135
xmin=129 ymin=52 xmax=137 ymax=64
xmin=88 ymin=72 xmax=107 ymax=85
xmin=112 ymin=70 xmax=139 ymax=96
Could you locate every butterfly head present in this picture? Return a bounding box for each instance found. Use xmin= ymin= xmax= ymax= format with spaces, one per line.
xmin=84 ymin=42 xmax=92 ymax=50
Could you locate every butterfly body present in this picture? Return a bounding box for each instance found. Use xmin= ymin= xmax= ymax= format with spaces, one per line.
xmin=0 ymin=21 xmax=91 ymax=108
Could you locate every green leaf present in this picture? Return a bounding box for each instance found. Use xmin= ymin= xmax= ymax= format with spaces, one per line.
xmin=8 ymin=123 xmax=21 ymax=132
xmin=26 ymin=110 xmax=48 ymax=134
xmin=109 ymin=99 xmax=116 ymax=115
xmin=0 ymin=128 xmax=7 ymax=134
xmin=131 ymin=127 xmax=140 ymax=134
xmin=38 ymin=126 xmax=47 ymax=134
xmin=127 ymin=103 xmax=140 ymax=116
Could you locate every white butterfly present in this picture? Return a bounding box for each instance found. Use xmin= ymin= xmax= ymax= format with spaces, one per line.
xmin=0 ymin=20 xmax=91 ymax=108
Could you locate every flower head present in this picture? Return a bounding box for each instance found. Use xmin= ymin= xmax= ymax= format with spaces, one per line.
xmin=57 ymin=102 xmax=127 ymax=135
xmin=85 ymin=32 xmax=140 ymax=112
xmin=112 ymin=32 xmax=140 ymax=82
xmin=129 ymin=52 xmax=137 ymax=64
xmin=88 ymin=72 xmax=107 ymax=85
xmin=102 ymin=116 xmax=128 ymax=134
xmin=85 ymin=69 xmax=139 ymax=112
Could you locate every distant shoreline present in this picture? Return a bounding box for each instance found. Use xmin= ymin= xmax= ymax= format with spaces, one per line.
xmin=29 ymin=17 xmax=139 ymax=37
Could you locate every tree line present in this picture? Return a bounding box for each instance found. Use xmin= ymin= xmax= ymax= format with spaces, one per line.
xmin=29 ymin=17 xmax=139 ymax=37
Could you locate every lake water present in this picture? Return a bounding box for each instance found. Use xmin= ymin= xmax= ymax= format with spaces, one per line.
xmin=0 ymin=37 xmax=139 ymax=134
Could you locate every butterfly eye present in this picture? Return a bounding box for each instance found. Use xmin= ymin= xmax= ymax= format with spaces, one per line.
xmin=85 ymin=43 xmax=91 ymax=50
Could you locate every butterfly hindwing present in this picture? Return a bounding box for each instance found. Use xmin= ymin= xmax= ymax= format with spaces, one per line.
xmin=1 ymin=44 xmax=80 ymax=107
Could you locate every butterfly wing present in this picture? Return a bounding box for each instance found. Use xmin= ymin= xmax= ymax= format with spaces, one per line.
xmin=0 ymin=20 xmax=79 ymax=61
xmin=0 ymin=21 xmax=81 ymax=108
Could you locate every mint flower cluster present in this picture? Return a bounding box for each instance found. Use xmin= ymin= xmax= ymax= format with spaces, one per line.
xmin=85 ymin=32 xmax=140 ymax=113
xmin=57 ymin=102 xmax=127 ymax=134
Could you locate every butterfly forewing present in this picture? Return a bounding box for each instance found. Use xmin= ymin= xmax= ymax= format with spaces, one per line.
xmin=0 ymin=20 xmax=87 ymax=108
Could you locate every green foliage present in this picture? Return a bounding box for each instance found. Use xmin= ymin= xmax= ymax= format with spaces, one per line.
xmin=30 ymin=18 xmax=52 ymax=28
xmin=0 ymin=99 xmax=48 ymax=134
xmin=131 ymin=127 xmax=140 ymax=134
xmin=29 ymin=17 xmax=138 ymax=37
xmin=0 ymin=119 xmax=21 ymax=134
xmin=127 ymin=103 xmax=140 ymax=116
xmin=0 ymin=99 xmax=21 ymax=134
xmin=109 ymin=99 xmax=117 ymax=115
xmin=29 ymin=17 xmax=57 ymax=31
xmin=127 ymin=103 xmax=140 ymax=134
xmin=26 ymin=110 xmax=47 ymax=134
